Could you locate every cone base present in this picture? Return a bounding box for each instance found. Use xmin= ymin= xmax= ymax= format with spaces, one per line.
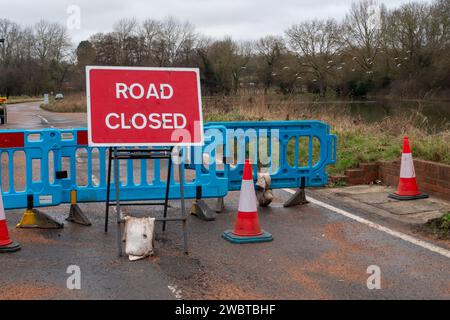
xmin=222 ymin=229 xmax=273 ymax=244
xmin=388 ymin=192 xmax=429 ymax=201
xmin=0 ymin=241 xmax=21 ymax=253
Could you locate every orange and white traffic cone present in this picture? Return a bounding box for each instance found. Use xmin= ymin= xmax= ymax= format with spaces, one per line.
xmin=222 ymin=160 xmax=273 ymax=244
xmin=0 ymin=186 xmax=21 ymax=253
xmin=388 ymin=136 xmax=428 ymax=201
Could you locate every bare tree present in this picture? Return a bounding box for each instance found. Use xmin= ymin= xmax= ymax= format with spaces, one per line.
xmin=428 ymin=0 xmax=450 ymax=49
xmin=286 ymin=19 xmax=342 ymax=96
xmin=113 ymin=18 xmax=138 ymax=65
xmin=385 ymin=2 xmax=432 ymax=76
xmin=0 ymin=19 xmax=23 ymax=63
xmin=33 ymin=20 xmax=71 ymax=63
xmin=139 ymin=19 xmax=162 ymax=64
xmin=196 ymin=37 xmax=251 ymax=94
xmin=255 ymin=35 xmax=285 ymax=93
xmin=343 ymin=0 xmax=387 ymax=72
xmin=153 ymin=17 xmax=197 ymax=66
xmin=231 ymin=40 xmax=252 ymax=94
xmin=90 ymin=32 xmax=119 ymax=65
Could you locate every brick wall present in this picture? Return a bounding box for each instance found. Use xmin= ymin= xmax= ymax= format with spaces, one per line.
xmin=344 ymin=163 xmax=379 ymax=185
xmin=378 ymin=159 xmax=450 ymax=201
xmin=336 ymin=159 xmax=450 ymax=201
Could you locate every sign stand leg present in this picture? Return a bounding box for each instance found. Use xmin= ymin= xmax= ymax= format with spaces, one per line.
xmin=104 ymin=147 xmax=113 ymax=233
xmin=162 ymin=148 xmax=173 ymax=232
xmin=113 ymin=147 xmax=123 ymax=257
xmin=178 ymin=149 xmax=188 ymax=254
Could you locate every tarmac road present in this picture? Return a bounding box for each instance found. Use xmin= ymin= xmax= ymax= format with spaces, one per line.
xmin=0 ymin=102 xmax=449 ymax=300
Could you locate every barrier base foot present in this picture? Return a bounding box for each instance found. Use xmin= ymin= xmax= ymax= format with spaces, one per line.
xmin=388 ymin=192 xmax=429 ymax=201
xmin=190 ymin=199 xmax=216 ymax=221
xmin=215 ymin=198 xmax=225 ymax=213
xmin=222 ymin=230 xmax=273 ymax=244
xmin=66 ymin=204 xmax=91 ymax=226
xmin=283 ymin=187 xmax=308 ymax=207
xmin=16 ymin=209 xmax=64 ymax=229
xmin=0 ymin=241 xmax=21 ymax=253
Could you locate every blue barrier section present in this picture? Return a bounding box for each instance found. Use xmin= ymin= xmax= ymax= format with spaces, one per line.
xmin=205 ymin=121 xmax=337 ymax=191
xmin=0 ymin=130 xmax=64 ymax=210
xmin=0 ymin=121 xmax=336 ymax=210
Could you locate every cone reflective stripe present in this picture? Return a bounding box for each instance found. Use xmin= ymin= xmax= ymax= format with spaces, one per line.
xmin=234 ymin=178 xmax=262 ymax=236
xmin=0 ymin=187 xmax=12 ymax=246
xmin=0 ymin=204 xmax=10 ymax=246
xmin=398 ymin=152 xmax=419 ymax=196
xmin=389 ymin=136 xmax=428 ymax=201
xmin=0 ymin=186 xmax=21 ymax=253
xmin=223 ymin=160 xmax=273 ymax=244
xmin=238 ymin=179 xmax=257 ymax=212
xmin=400 ymin=153 xmax=415 ymax=177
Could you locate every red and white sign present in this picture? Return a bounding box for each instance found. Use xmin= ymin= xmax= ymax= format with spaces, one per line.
xmin=86 ymin=66 xmax=204 ymax=146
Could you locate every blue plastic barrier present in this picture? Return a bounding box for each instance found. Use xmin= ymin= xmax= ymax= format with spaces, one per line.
xmin=0 ymin=121 xmax=336 ymax=210
xmin=0 ymin=130 xmax=64 ymax=209
xmin=205 ymin=121 xmax=337 ymax=191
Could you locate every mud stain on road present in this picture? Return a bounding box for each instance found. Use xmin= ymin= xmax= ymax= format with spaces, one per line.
xmin=440 ymin=281 xmax=450 ymax=296
xmin=285 ymin=245 xmax=367 ymax=299
xmin=286 ymin=265 xmax=333 ymax=299
xmin=208 ymin=282 xmax=268 ymax=300
xmin=0 ymin=283 xmax=68 ymax=300
xmin=285 ymin=222 xmax=382 ymax=299
xmin=323 ymin=222 xmax=364 ymax=253
xmin=9 ymin=229 xmax=59 ymax=245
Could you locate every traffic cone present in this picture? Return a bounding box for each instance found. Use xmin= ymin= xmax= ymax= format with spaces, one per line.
xmin=0 ymin=186 xmax=21 ymax=253
xmin=389 ymin=135 xmax=428 ymax=201
xmin=222 ymin=160 xmax=273 ymax=244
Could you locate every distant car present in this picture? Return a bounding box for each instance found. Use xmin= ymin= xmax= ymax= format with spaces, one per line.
xmin=0 ymin=96 xmax=7 ymax=124
xmin=55 ymin=93 xmax=64 ymax=100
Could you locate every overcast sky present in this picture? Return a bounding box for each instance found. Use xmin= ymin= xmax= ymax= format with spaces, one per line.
xmin=1 ymin=0 xmax=432 ymax=44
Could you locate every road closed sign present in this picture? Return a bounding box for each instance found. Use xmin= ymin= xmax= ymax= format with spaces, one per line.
xmin=86 ymin=66 xmax=204 ymax=146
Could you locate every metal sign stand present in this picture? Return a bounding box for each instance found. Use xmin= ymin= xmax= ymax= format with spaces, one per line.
xmin=104 ymin=147 xmax=188 ymax=256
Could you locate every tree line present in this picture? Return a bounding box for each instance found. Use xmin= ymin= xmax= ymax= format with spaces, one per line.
xmin=1 ymin=0 xmax=449 ymax=98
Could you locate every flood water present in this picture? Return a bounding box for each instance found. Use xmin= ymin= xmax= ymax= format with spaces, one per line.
xmin=347 ymin=100 xmax=450 ymax=133
xmin=206 ymin=95 xmax=450 ymax=133
xmin=305 ymin=99 xmax=450 ymax=133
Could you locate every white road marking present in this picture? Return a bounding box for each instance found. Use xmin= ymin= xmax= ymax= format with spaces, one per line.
xmin=36 ymin=114 xmax=55 ymax=128
xmin=283 ymin=188 xmax=450 ymax=259
xmin=36 ymin=114 xmax=49 ymax=124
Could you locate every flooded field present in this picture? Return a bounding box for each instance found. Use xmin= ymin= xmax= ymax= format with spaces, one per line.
xmin=346 ymin=100 xmax=450 ymax=133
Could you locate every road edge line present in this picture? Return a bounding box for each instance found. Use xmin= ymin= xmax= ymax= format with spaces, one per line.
xmin=282 ymin=188 xmax=450 ymax=259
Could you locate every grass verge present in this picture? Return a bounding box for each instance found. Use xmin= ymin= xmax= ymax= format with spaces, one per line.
xmin=40 ymin=94 xmax=86 ymax=113
xmin=203 ymin=95 xmax=450 ymax=175
xmin=418 ymin=212 xmax=450 ymax=240
xmin=5 ymin=96 xmax=42 ymax=104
